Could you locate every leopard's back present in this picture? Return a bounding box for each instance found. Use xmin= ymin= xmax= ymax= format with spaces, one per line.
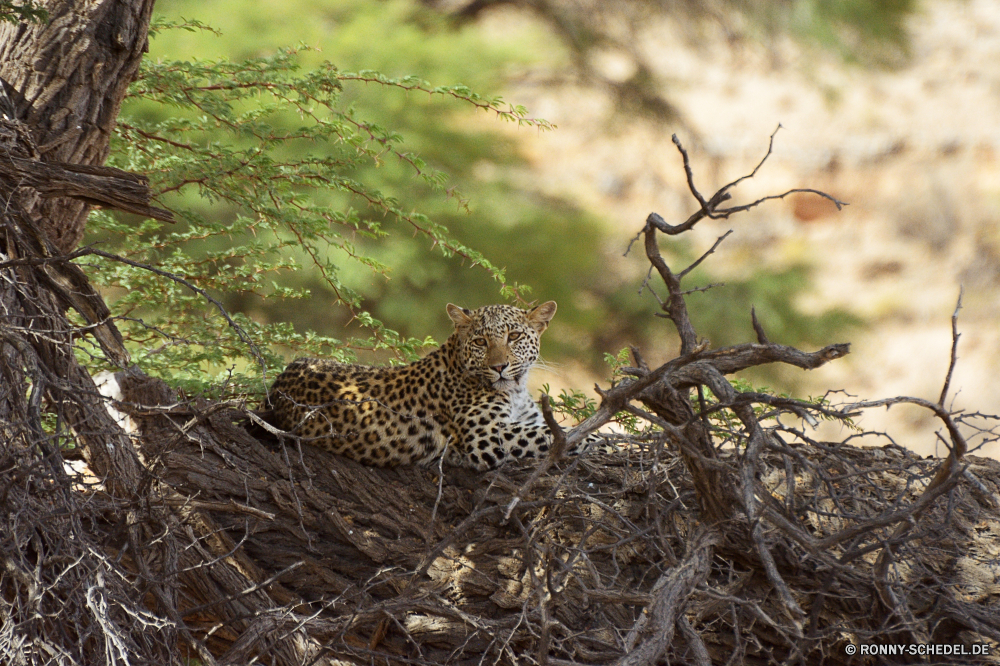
xmin=265 ymin=301 xmax=600 ymax=469
xmin=268 ymin=355 xmax=457 ymax=466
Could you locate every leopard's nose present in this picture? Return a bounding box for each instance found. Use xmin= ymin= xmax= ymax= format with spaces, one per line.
xmin=491 ymin=363 xmax=508 ymax=374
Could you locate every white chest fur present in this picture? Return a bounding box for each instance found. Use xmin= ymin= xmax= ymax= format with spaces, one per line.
xmin=506 ymin=387 xmax=543 ymax=424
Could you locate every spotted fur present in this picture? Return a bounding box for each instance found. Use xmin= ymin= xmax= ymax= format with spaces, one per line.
xmin=265 ymin=301 xmax=601 ymax=470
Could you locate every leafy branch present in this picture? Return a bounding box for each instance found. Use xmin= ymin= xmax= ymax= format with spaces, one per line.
xmin=92 ymin=33 xmax=536 ymax=392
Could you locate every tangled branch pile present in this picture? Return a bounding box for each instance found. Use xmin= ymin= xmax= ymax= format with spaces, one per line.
xmin=3 ymin=110 xmax=1000 ymax=665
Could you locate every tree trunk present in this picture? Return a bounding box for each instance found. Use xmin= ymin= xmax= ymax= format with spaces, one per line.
xmin=0 ymin=0 xmax=155 ymax=253
xmin=0 ymin=5 xmax=168 ymax=662
xmin=0 ymin=0 xmax=156 ymax=487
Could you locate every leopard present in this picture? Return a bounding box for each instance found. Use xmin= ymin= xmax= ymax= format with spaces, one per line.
xmin=264 ymin=301 xmax=603 ymax=470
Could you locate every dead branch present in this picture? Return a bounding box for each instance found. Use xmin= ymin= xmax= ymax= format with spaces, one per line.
xmin=0 ymin=153 xmax=174 ymax=222
xmin=3 ymin=127 xmax=998 ymax=666
xmin=614 ymin=527 xmax=718 ymax=666
xmin=939 ymin=288 xmax=963 ymax=407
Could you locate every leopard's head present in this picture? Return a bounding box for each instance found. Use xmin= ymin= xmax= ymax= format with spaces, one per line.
xmin=446 ymin=301 xmax=556 ymax=392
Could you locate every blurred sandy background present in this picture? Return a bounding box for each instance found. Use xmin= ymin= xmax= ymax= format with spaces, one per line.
xmin=500 ymin=0 xmax=1000 ymax=457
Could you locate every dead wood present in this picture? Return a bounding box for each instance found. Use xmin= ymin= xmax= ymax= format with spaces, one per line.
xmin=2 ymin=118 xmax=999 ymax=666
xmin=0 ymin=152 xmax=174 ymax=222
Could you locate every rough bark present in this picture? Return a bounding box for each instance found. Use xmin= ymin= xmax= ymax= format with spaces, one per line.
xmin=0 ymin=0 xmax=156 ymax=253
xmin=0 ymin=5 xmax=174 ymax=663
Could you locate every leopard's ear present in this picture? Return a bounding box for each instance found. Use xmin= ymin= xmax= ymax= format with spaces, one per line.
xmin=447 ymin=303 xmax=474 ymax=328
xmin=526 ymin=301 xmax=557 ymax=333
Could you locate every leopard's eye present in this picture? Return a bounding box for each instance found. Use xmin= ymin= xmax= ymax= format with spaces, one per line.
xmin=471 ymin=337 xmax=487 ymax=347
xmin=507 ymin=331 xmax=523 ymax=342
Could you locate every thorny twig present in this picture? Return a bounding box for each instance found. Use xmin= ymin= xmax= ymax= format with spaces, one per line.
xmin=939 ymin=288 xmax=963 ymax=407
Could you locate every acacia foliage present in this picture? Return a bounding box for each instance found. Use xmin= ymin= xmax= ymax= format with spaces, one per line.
xmin=87 ymin=18 xmax=551 ymax=394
